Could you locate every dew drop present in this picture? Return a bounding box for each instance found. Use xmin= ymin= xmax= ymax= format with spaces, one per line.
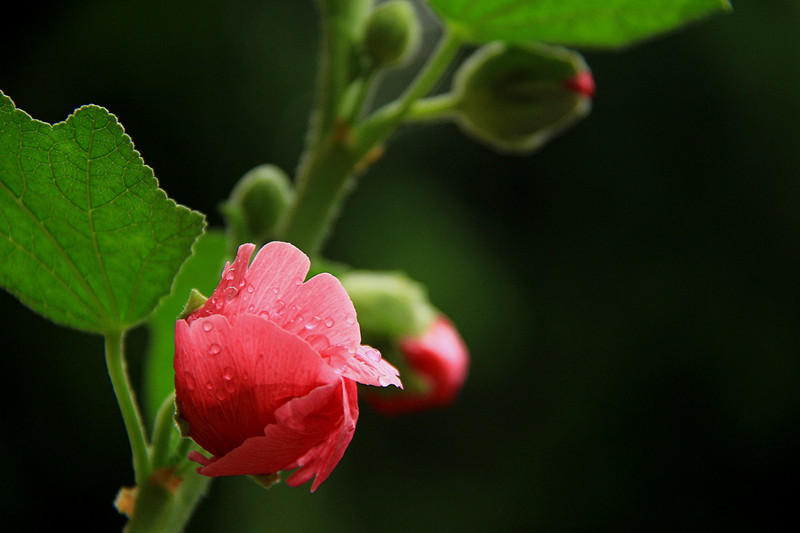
xmin=271 ymin=287 xmax=280 ymax=295
xmin=378 ymin=375 xmax=392 ymax=387
xmin=215 ymin=389 xmax=227 ymax=401
xmin=324 ymin=317 xmax=335 ymax=328
xmin=208 ymin=343 xmax=222 ymax=356
xmin=346 ymin=314 xmax=356 ymax=326
xmin=222 ymin=367 xmax=235 ymax=381
xmin=225 ymin=268 xmax=236 ymax=281
xmin=202 ymin=322 xmax=214 ymax=332
xmin=223 ymin=286 xmax=238 ymax=302
xmin=246 ymin=284 xmax=255 ymax=294
xmin=365 ymin=348 xmax=382 ymax=362
xmin=258 ymin=310 xmax=270 ymax=320
xmin=247 ymin=304 xmax=255 ymax=312
xmin=305 ymin=315 xmax=321 ymax=330
xmin=305 ymin=334 xmax=330 ymax=348
xmin=205 ymin=381 xmax=214 ymax=390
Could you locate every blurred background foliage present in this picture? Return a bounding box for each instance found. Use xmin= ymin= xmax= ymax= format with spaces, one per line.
xmin=1 ymin=0 xmax=798 ymax=531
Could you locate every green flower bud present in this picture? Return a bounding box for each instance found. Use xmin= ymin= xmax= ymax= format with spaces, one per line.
xmin=340 ymin=270 xmax=436 ymax=340
xmin=452 ymin=42 xmax=594 ymax=153
xmin=221 ymin=164 xmax=293 ymax=246
xmin=363 ymin=0 xmax=421 ymax=67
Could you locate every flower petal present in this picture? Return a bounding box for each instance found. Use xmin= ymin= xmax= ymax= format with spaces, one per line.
xmin=285 ymin=379 xmax=358 ymax=492
xmin=193 ymin=380 xmax=358 ymax=492
xmin=277 ymin=272 xmax=362 ymax=352
xmin=323 ymin=344 xmax=402 ymax=388
xmin=175 ymin=313 xmax=338 ymax=456
xmin=187 ymin=242 xmax=313 ymax=323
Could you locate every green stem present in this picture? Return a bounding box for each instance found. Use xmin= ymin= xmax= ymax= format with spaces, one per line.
xmin=299 ymin=0 xmax=373 ymax=177
xmin=278 ymin=136 xmax=363 ymax=255
xmin=105 ymin=330 xmax=150 ymax=486
xmin=405 ymin=92 xmax=460 ymax=123
xmin=150 ymin=392 xmax=177 ymax=469
xmin=356 ymin=26 xmax=464 ymax=147
xmin=279 ymin=26 xmax=464 ymax=255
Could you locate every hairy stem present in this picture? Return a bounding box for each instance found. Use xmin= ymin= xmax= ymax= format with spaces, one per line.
xmin=105 ymin=330 xmax=150 ymax=486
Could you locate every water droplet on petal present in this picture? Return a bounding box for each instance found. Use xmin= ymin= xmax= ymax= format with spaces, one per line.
xmin=324 ymin=317 xmax=335 ymax=328
xmin=208 ymin=343 xmax=222 ymax=356
xmin=205 ymin=381 xmax=214 ymax=390
xmin=378 ymin=375 xmax=392 ymax=387
xmin=222 ymin=367 xmax=235 ymax=380
xmin=246 ymin=284 xmax=255 ymax=293
xmin=365 ymin=348 xmax=382 ymax=362
xmin=225 ymin=268 xmax=236 ymax=281
xmin=215 ymin=389 xmax=227 ymax=401
xmin=346 ymin=314 xmax=356 ymax=326
xmin=304 ymin=315 xmax=320 ymax=330
xmin=202 ymin=322 xmax=213 ymax=332
xmin=223 ymin=286 xmax=238 ymax=302
xmin=305 ymin=334 xmax=330 ymax=348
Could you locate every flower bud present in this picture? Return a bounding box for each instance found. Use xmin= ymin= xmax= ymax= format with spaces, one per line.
xmin=366 ymin=315 xmax=469 ymax=415
xmin=363 ymin=0 xmax=421 ymax=68
xmin=341 ymin=270 xmax=469 ymax=414
xmin=220 ymin=164 xmax=293 ymax=246
xmin=452 ymin=42 xmax=594 ymax=153
xmin=340 ymin=270 xmax=435 ymax=340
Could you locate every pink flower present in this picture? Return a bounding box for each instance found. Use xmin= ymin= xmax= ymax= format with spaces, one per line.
xmin=174 ymin=242 xmax=401 ymax=491
xmin=367 ymin=315 xmax=468 ymax=415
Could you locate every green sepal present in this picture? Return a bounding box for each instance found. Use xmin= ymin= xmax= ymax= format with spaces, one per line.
xmin=178 ymin=289 xmax=208 ymax=320
xmin=173 ymin=410 xmax=191 ymax=440
xmin=249 ymin=473 xmax=282 ymax=489
xmin=341 ymin=270 xmax=436 ymax=340
xmin=452 ymin=42 xmax=592 ymax=153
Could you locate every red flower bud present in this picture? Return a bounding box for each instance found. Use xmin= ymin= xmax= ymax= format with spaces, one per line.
xmin=174 ymin=242 xmax=401 ymax=491
xmin=366 ymin=316 xmax=468 ymax=415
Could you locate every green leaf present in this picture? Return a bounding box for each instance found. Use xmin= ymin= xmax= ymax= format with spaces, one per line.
xmin=143 ymin=229 xmax=228 ymax=420
xmin=0 ymin=91 xmax=205 ymax=334
xmin=425 ymin=0 xmax=732 ymax=48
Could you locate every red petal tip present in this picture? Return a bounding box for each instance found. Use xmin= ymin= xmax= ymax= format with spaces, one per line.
xmin=564 ymin=71 xmax=595 ymax=98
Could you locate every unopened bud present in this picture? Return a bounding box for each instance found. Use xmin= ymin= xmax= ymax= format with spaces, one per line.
xmin=341 ymin=270 xmax=435 ymax=340
xmin=452 ymin=42 xmax=594 ymax=153
xmin=221 ymin=164 xmax=293 ymax=246
xmin=363 ymin=0 xmax=421 ymax=67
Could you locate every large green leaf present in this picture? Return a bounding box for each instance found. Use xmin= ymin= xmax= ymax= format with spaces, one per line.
xmin=0 ymin=91 xmax=205 ymax=334
xmin=143 ymin=229 xmax=228 ymax=420
xmin=425 ymin=0 xmax=732 ymax=48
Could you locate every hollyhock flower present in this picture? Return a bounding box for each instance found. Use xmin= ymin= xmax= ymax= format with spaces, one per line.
xmin=174 ymin=242 xmax=401 ymax=491
xmin=367 ymin=315 xmax=468 ymax=415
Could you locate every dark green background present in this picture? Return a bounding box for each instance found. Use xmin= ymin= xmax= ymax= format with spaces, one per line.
xmin=1 ymin=1 xmax=797 ymax=531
